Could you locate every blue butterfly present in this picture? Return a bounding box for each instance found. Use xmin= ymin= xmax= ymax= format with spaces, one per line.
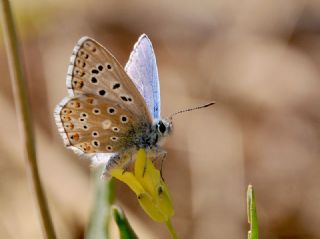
xmin=54 ymin=34 xmax=214 ymax=174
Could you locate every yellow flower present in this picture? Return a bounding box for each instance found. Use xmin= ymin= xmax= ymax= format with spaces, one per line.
xmin=110 ymin=149 xmax=174 ymax=222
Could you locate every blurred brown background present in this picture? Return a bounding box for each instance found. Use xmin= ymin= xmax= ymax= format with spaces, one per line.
xmin=1 ymin=0 xmax=320 ymax=238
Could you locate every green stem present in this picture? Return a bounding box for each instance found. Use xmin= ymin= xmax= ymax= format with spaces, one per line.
xmin=0 ymin=1 xmax=56 ymax=239
xmin=165 ymin=219 xmax=179 ymax=239
xmin=86 ymin=166 xmax=115 ymax=239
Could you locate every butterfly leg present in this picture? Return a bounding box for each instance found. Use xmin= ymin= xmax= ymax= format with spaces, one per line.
xmin=103 ymin=153 xmax=127 ymax=176
xmin=121 ymin=151 xmax=134 ymax=174
xmin=158 ymin=150 xmax=167 ymax=180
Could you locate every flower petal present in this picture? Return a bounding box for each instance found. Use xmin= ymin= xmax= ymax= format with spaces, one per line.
xmin=110 ymin=168 xmax=144 ymax=195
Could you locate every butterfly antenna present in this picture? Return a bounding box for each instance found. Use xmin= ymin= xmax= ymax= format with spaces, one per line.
xmin=169 ymin=101 xmax=215 ymax=120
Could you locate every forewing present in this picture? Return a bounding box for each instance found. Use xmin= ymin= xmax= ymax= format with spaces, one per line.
xmin=125 ymin=34 xmax=161 ymax=120
xmin=54 ymin=95 xmax=136 ymax=157
xmin=66 ymin=36 xmax=152 ymax=122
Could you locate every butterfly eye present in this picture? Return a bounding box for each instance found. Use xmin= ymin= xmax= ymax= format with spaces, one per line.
xmin=157 ymin=121 xmax=166 ymax=134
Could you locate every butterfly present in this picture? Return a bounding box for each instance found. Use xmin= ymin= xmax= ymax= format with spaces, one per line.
xmin=54 ymin=34 xmax=214 ymax=174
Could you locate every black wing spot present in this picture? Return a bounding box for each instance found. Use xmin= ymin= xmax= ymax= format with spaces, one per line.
xmin=107 ymin=64 xmax=112 ymax=70
xmin=98 ymin=65 xmax=103 ymax=71
xmin=121 ymin=96 xmax=128 ymax=102
xmin=81 ymin=112 xmax=88 ymax=118
xmin=112 ymin=83 xmax=121 ymax=89
xmin=107 ymin=107 xmax=116 ymax=114
xmin=93 ymin=108 xmax=101 ymax=114
xmin=112 ymin=127 xmax=119 ymax=132
xmin=91 ymin=77 xmax=98 ymax=83
xmin=91 ymin=69 xmax=99 ymax=74
xmin=121 ymin=115 xmax=128 ymax=123
xmin=99 ymin=90 xmax=106 ymax=96
xmin=93 ymin=140 xmax=99 ymax=146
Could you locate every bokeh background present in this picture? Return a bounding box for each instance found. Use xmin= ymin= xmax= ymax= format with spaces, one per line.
xmin=1 ymin=0 xmax=320 ymax=238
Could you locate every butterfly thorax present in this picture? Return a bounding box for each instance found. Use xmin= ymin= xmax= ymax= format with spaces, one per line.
xmin=119 ymin=119 xmax=171 ymax=151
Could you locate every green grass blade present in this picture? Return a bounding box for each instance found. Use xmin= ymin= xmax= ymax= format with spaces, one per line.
xmin=247 ymin=184 xmax=259 ymax=239
xmin=112 ymin=206 xmax=139 ymax=239
xmin=86 ymin=166 xmax=115 ymax=239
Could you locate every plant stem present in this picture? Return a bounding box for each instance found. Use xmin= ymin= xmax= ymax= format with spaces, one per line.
xmin=165 ymin=219 xmax=179 ymax=239
xmin=86 ymin=166 xmax=115 ymax=239
xmin=0 ymin=1 xmax=56 ymax=239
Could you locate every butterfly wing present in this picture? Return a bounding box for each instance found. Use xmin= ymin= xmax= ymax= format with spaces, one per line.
xmin=55 ymin=37 xmax=154 ymax=164
xmin=125 ymin=34 xmax=161 ymax=120
xmin=54 ymin=95 xmax=138 ymax=164
xmin=66 ymin=36 xmax=152 ymax=122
